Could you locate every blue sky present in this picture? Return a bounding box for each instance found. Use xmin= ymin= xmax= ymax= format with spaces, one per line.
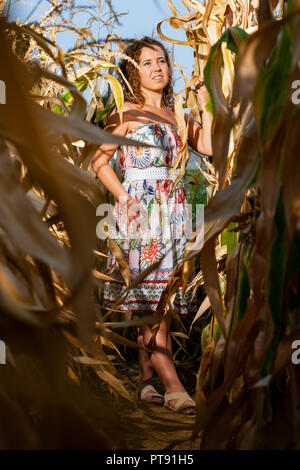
xmin=107 ymin=0 xmax=195 ymax=92
xmin=10 ymin=0 xmax=196 ymax=93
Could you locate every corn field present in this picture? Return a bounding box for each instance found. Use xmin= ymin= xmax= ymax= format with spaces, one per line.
xmin=0 ymin=0 xmax=299 ymax=450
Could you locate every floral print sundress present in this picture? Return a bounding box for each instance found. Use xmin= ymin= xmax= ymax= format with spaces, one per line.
xmin=103 ymin=122 xmax=197 ymax=314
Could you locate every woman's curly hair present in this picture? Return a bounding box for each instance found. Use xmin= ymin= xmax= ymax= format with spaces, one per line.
xmin=119 ymin=37 xmax=174 ymax=110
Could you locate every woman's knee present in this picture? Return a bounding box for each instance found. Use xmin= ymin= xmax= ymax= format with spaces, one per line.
xmin=141 ymin=318 xmax=170 ymax=347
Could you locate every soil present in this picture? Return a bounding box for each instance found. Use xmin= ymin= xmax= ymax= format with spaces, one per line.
xmin=82 ymin=360 xmax=202 ymax=450
xmin=120 ymin=398 xmax=202 ymax=450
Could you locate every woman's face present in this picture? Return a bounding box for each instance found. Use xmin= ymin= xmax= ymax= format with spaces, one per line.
xmin=137 ymin=45 xmax=170 ymax=94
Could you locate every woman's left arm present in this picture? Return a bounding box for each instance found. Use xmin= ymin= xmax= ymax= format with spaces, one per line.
xmin=186 ymin=80 xmax=213 ymax=157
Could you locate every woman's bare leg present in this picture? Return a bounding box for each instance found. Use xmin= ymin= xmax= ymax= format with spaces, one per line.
xmin=137 ymin=329 xmax=163 ymax=403
xmin=140 ymin=319 xmax=195 ymax=413
xmin=137 ymin=331 xmax=155 ymax=382
xmin=137 ymin=328 xmax=173 ymax=382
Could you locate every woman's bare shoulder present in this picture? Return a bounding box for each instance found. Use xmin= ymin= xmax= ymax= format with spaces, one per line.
xmin=123 ymin=101 xmax=138 ymax=111
xmin=105 ymin=101 xmax=138 ymax=132
xmin=122 ymin=101 xmax=141 ymax=120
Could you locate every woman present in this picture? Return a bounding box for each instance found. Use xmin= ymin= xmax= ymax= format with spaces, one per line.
xmin=92 ymin=37 xmax=213 ymax=415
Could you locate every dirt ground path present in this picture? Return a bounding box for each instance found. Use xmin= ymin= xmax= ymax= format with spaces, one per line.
xmin=115 ymin=362 xmax=202 ymax=450
xmin=120 ymin=401 xmax=202 ymax=450
xmin=83 ymin=359 xmax=201 ymax=450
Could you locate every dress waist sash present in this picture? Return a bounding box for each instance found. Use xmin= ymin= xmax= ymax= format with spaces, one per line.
xmin=123 ymin=167 xmax=180 ymax=181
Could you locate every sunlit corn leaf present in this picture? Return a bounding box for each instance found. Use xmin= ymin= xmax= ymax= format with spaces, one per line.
xmin=204 ymin=27 xmax=248 ymax=189
xmin=105 ymin=329 xmax=147 ymax=351
xmin=97 ymin=72 xmax=124 ymax=123
xmin=92 ymin=269 xmax=125 ymax=284
xmin=221 ymin=222 xmax=237 ymax=255
xmin=168 ymin=90 xmax=189 ymax=192
xmin=106 ymin=239 xmax=131 ymax=286
xmin=254 ymin=22 xmax=293 ymax=145
xmin=92 ymin=366 xmax=134 ymax=402
xmin=0 ymin=146 xmax=71 ymax=278
xmin=200 ymin=237 xmax=226 ymax=338
xmin=67 ymin=59 xmax=136 ymax=101
xmin=231 ymin=14 xmax=291 ymax=115
xmin=189 ymin=295 xmax=211 ymax=332
xmin=0 ymin=101 xmax=150 ymax=151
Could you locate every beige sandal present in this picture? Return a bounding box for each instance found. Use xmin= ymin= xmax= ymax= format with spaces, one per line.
xmin=164 ymin=391 xmax=196 ymax=415
xmin=137 ymin=383 xmax=164 ymax=406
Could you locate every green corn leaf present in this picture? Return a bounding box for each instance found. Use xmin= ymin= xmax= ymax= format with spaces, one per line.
xmin=287 ymin=230 xmax=300 ymax=312
xmin=100 ymin=73 xmax=124 ymax=123
xmin=237 ymin=244 xmax=251 ymax=322
xmin=204 ymin=27 xmax=248 ymax=119
xmin=213 ymin=318 xmax=221 ymax=344
xmin=221 ymin=222 xmax=237 ymax=255
xmin=201 ymin=322 xmax=211 ymax=350
xmin=255 ymin=23 xmax=293 ymax=145
xmin=52 ymin=76 xmax=88 ymax=114
xmin=267 ymin=190 xmax=286 ymax=327
xmin=95 ymin=102 xmax=116 ymax=127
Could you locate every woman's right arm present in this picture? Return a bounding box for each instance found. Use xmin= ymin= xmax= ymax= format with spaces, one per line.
xmin=92 ymin=107 xmax=146 ymax=229
xmin=91 ymin=108 xmax=131 ymax=203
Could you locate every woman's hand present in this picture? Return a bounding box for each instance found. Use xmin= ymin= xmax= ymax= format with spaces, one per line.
xmin=119 ymin=196 xmax=147 ymax=237
xmin=194 ymin=76 xmax=210 ymax=110
xmin=186 ymin=75 xmax=213 ymax=156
